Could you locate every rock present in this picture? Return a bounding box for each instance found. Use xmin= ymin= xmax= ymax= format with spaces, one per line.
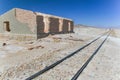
xmin=28 ymin=47 xmax=34 ymax=50
xmin=28 ymin=42 xmax=33 ymax=44
xmin=28 ymin=45 xmax=44 ymax=50
xmin=35 ymin=45 xmax=44 ymax=49
xmin=2 ymin=43 xmax=7 ymax=46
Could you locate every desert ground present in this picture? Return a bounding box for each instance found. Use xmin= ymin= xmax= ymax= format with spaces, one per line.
xmin=0 ymin=26 xmax=120 ymax=80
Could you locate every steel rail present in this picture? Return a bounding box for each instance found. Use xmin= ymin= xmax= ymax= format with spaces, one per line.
xmin=25 ymin=31 xmax=109 ymax=80
xmin=71 ymin=32 xmax=111 ymax=80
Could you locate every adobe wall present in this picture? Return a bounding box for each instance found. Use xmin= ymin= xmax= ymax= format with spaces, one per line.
xmin=0 ymin=8 xmax=74 ymax=40
xmin=62 ymin=19 xmax=69 ymax=32
xmin=70 ymin=21 xmax=74 ymax=32
xmin=0 ymin=9 xmax=37 ymax=40
xmin=0 ymin=33 xmax=36 ymax=41
xmin=36 ymin=15 xmax=44 ymax=33
xmin=36 ymin=12 xmax=74 ymax=35
xmin=15 ymin=8 xmax=37 ymax=33
xmin=49 ymin=17 xmax=59 ymax=33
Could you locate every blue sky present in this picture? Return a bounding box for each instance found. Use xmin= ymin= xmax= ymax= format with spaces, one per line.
xmin=0 ymin=0 xmax=120 ymax=28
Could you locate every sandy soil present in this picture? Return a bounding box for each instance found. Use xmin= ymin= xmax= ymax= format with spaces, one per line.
xmin=0 ymin=26 xmax=119 ymax=80
xmin=35 ymin=34 xmax=108 ymax=80
xmin=79 ymin=36 xmax=120 ymax=80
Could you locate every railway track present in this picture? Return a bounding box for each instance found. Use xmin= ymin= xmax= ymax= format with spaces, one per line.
xmin=71 ymin=31 xmax=111 ymax=80
xmin=25 ymin=31 xmax=111 ymax=80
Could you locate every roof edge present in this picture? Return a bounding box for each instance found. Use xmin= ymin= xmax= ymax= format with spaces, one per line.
xmin=12 ymin=8 xmax=73 ymax=21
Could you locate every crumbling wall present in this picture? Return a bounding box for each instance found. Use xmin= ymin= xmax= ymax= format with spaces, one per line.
xmin=49 ymin=17 xmax=59 ymax=33
xmin=62 ymin=19 xmax=69 ymax=33
xmin=0 ymin=8 xmax=74 ymax=40
xmin=70 ymin=21 xmax=74 ymax=32
xmin=36 ymin=15 xmax=48 ymax=39
xmin=15 ymin=8 xmax=36 ymax=33
xmin=0 ymin=8 xmax=36 ymax=40
xmin=37 ymin=15 xmax=44 ymax=33
xmin=36 ymin=12 xmax=74 ymax=35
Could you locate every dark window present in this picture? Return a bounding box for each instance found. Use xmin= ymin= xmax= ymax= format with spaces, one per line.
xmin=4 ymin=21 xmax=10 ymax=32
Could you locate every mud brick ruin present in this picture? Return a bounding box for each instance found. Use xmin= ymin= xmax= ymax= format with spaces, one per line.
xmin=0 ymin=8 xmax=74 ymax=40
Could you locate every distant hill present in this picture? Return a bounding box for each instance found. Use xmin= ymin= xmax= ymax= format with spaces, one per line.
xmin=74 ymin=24 xmax=97 ymax=28
xmin=74 ymin=24 xmax=109 ymax=29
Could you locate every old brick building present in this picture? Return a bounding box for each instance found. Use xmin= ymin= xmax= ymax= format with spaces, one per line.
xmin=0 ymin=8 xmax=74 ymax=40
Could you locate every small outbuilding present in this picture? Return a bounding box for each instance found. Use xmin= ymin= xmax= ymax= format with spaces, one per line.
xmin=0 ymin=8 xmax=74 ymax=40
